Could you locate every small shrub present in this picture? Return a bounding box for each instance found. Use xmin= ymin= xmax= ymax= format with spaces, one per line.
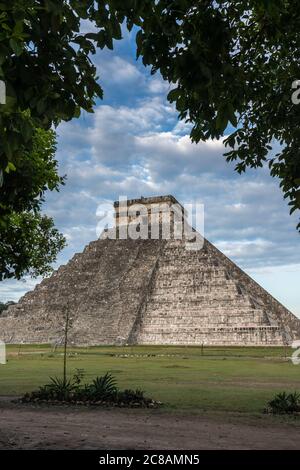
xmin=89 ymin=373 xmax=118 ymax=400
xmin=27 ymin=385 xmax=51 ymax=401
xmin=266 ymin=392 xmax=300 ymax=414
xmin=46 ymin=376 xmax=77 ymax=400
xmin=72 ymin=368 xmax=85 ymax=386
xmin=117 ymin=388 xmax=145 ymax=404
xmin=75 ymin=383 xmax=94 ymax=401
xmin=22 ymin=377 xmax=77 ymax=402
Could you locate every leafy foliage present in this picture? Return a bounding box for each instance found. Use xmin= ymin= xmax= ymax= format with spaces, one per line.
xmin=0 ymin=300 xmax=15 ymax=314
xmin=0 ymin=212 xmax=66 ymax=280
xmin=266 ymin=391 xmax=300 ymax=414
xmin=0 ymin=125 xmax=65 ymax=280
xmin=22 ymin=371 xmax=158 ymax=407
xmin=131 ymin=0 xmax=300 ymax=229
xmin=72 ymin=368 xmax=86 ymax=386
xmin=116 ymin=388 xmax=146 ymax=404
xmin=0 ymin=0 xmax=103 ymax=176
xmin=1 ymin=124 xmax=64 ymax=218
xmin=45 ymin=376 xmax=77 ymax=401
xmin=88 ymin=372 xmax=118 ymax=400
xmin=1 ymin=0 xmax=300 ymax=231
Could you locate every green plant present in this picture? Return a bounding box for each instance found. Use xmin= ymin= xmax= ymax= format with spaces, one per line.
xmin=89 ymin=373 xmax=118 ymax=400
xmin=22 ymin=376 xmax=77 ymax=402
xmin=46 ymin=376 xmax=77 ymax=401
xmin=117 ymin=388 xmax=145 ymax=403
xmin=72 ymin=368 xmax=85 ymax=387
xmin=21 ymin=369 xmax=160 ymax=408
xmin=267 ymin=392 xmax=300 ymax=414
xmin=31 ymin=385 xmax=52 ymax=401
xmin=0 ymin=128 xmax=66 ymax=280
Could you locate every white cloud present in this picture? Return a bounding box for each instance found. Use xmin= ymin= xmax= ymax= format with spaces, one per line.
xmin=215 ymin=239 xmax=275 ymax=259
xmin=148 ymin=77 xmax=170 ymax=94
xmin=1 ymin=90 xmax=299 ymax=316
xmin=50 ymin=97 xmax=300 ymax=276
xmin=99 ymin=56 xmax=144 ymax=84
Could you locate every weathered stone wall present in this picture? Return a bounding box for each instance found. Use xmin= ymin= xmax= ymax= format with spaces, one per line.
xmin=0 ymin=239 xmax=164 ymax=345
xmin=135 ymin=240 xmax=293 ymax=345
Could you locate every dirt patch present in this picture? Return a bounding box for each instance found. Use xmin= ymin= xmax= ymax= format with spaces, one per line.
xmin=0 ymin=400 xmax=300 ymax=450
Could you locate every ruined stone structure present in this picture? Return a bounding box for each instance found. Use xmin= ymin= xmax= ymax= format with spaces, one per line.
xmin=0 ymin=195 xmax=299 ymax=346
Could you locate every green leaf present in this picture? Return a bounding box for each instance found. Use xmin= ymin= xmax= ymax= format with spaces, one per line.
xmin=216 ymin=108 xmax=228 ymax=132
xmin=167 ymin=88 xmax=180 ymax=103
xmin=9 ymin=38 xmax=23 ymax=56
xmin=73 ymin=106 xmax=81 ymax=118
xmin=227 ymin=103 xmax=237 ymax=128
xmin=136 ymin=29 xmax=144 ymax=57
xmin=5 ymin=161 xmax=16 ymax=173
xmin=13 ymin=21 xmax=23 ymax=36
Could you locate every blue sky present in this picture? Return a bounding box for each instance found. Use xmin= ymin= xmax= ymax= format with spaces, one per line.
xmin=1 ymin=27 xmax=300 ymax=317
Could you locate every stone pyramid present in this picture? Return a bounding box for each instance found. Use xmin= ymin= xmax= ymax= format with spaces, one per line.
xmin=0 ymin=195 xmax=299 ymax=346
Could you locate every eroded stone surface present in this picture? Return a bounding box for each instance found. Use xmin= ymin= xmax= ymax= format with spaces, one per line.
xmin=0 ymin=196 xmax=299 ymax=346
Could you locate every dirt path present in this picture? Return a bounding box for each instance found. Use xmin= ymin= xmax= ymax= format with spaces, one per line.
xmin=0 ymin=401 xmax=300 ymax=450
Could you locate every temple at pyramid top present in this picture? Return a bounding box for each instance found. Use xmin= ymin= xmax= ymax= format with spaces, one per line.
xmin=113 ymin=195 xmax=187 ymax=232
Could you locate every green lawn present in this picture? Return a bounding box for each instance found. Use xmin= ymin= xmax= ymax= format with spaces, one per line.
xmin=1 ymin=344 xmax=299 ymax=413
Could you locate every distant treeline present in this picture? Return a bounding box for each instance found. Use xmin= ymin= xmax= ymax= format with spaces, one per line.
xmin=0 ymin=301 xmax=15 ymax=314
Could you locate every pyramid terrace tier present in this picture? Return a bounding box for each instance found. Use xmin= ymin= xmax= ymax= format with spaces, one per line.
xmin=0 ymin=237 xmax=299 ymax=346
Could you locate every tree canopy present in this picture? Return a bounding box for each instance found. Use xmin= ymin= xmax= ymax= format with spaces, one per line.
xmin=0 ymin=211 xmax=65 ymax=280
xmin=1 ymin=121 xmax=64 ymax=219
xmin=135 ymin=0 xmax=300 ymax=228
xmin=0 ymin=125 xmax=66 ymax=280
xmin=0 ymin=300 xmax=15 ymax=314
xmin=0 ymin=0 xmax=299 ymax=231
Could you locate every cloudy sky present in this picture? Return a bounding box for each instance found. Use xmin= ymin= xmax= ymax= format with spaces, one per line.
xmin=1 ymin=27 xmax=299 ymax=317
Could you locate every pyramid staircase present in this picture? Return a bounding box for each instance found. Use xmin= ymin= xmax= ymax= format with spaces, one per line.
xmin=0 ymin=235 xmax=299 ymax=346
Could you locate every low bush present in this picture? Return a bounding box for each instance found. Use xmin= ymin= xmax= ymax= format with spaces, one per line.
xmin=116 ymin=388 xmax=146 ymax=404
xmin=265 ymin=392 xmax=300 ymax=414
xmin=90 ymin=373 xmax=118 ymax=400
xmin=21 ymin=372 xmax=160 ymax=408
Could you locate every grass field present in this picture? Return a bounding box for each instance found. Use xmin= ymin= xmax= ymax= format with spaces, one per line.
xmin=1 ymin=344 xmax=300 ymax=414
